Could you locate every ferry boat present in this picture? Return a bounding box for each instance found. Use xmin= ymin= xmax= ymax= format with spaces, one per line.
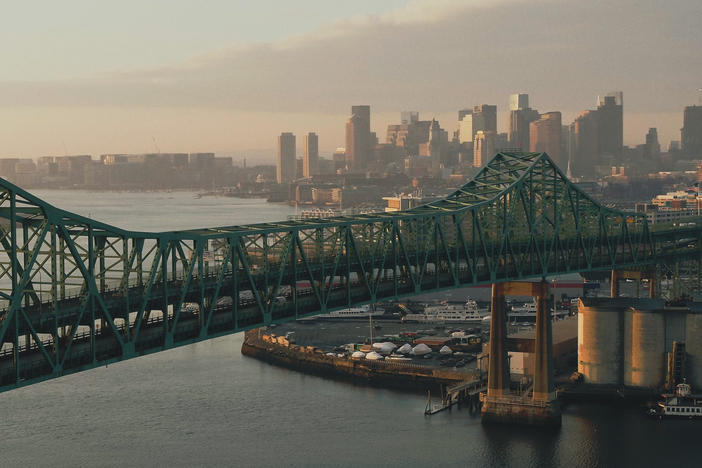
xmin=648 ymin=382 xmax=702 ymax=419
xmin=323 ymin=304 xmax=385 ymax=319
xmin=402 ymin=299 xmax=488 ymax=323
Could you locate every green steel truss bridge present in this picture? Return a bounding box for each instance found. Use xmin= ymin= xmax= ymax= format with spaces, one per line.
xmin=0 ymin=151 xmax=699 ymax=392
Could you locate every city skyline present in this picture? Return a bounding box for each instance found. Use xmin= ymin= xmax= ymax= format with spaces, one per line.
xmin=0 ymin=0 xmax=700 ymax=159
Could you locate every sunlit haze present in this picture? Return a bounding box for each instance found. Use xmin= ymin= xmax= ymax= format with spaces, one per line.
xmin=1 ymin=0 xmax=700 ymax=160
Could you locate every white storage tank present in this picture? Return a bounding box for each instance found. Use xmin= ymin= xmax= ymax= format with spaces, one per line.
xmin=685 ymin=312 xmax=702 ymax=389
xmin=578 ymin=302 xmax=623 ymax=385
xmin=624 ymin=308 xmax=665 ymax=388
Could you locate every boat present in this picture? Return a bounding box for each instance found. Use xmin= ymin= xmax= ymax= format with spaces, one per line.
xmin=508 ymin=299 xmax=570 ymax=323
xmin=322 ymin=304 xmax=385 ymax=319
xmin=648 ymin=382 xmax=702 ymax=419
xmin=402 ymin=299 xmax=488 ymax=323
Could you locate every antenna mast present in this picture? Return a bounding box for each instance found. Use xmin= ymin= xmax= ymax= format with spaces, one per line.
xmin=152 ymin=136 xmax=161 ymax=154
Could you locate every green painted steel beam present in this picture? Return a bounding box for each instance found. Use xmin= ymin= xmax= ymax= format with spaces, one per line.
xmin=0 ymin=151 xmax=699 ymax=392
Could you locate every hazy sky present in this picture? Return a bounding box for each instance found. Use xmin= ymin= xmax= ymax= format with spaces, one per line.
xmin=1 ymin=0 xmax=700 ymax=161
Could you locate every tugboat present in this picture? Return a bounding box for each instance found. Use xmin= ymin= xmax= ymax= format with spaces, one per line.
xmin=648 ymin=381 xmax=702 ymax=419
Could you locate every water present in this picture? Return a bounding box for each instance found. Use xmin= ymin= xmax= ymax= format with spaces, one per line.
xmin=2 ymin=191 xmax=701 ymax=467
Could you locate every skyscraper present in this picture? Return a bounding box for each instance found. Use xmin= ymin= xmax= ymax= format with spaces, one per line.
xmin=530 ymin=112 xmax=562 ymax=167
xmin=596 ymin=92 xmax=623 ymax=157
xmin=473 ymin=130 xmax=496 ymax=168
xmin=345 ymin=105 xmax=371 ymax=171
xmin=682 ymin=105 xmax=702 ymax=155
xmin=571 ymin=110 xmax=599 ymax=177
xmin=508 ymin=105 xmax=540 ymax=150
xmin=644 ymin=128 xmax=660 ymax=159
xmin=459 ymin=114 xmax=473 ymax=144
xmin=401 ymin=111 xmax=419 ymax=125
xmin=303 ymin=132 xmax=318 ymax=178
xmin=276 ymin=132 xmax=296 ymax=183
xmin=472 ymin=105 xmax=497 ymax=140
xmin=509 ymin=93 xmax=529 ymax=112
xmin=508 ymin=93 xmax=539 ymax=150
xmin=458 ymin=108 xmax=472 ymax=120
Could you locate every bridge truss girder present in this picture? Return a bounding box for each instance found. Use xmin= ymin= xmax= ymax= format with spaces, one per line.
xmin=0 ymin=151 xmax=699 ymax=392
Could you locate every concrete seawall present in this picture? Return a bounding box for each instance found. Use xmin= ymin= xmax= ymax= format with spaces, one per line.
xmin=241 ymin=329 xmax=475 ymax=393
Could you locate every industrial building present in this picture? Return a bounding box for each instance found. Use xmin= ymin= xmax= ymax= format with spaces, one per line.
xmin=578 ymin=298 xmax=702 ymax=390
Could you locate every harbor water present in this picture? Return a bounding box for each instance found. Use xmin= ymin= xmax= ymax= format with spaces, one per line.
xmin=2 ymin=190 xmax=701 ymax=467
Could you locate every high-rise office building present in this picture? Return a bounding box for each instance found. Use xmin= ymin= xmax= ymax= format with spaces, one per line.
xmin=345 ymin=105 xmax=371 ymax=171
xmin=387 ymin=113 xmax=433 ymax=155
xmin=474 ymin=130 xmax=496 ymax=168
xmin=303 ymin=132 xmax=319 ymax=178
xmin=458 ymin=109 xmax=472 ymax=122
xmin=644 ymin=128 xmax=660 ymax=159
xmin=597 ymin=91 xmax=623 ymax=108
xmin=277 ymin=132 xmax=296 ymax=183
xmin=507 ymin=93 xmax=539 ymax=150
xmin=459 ymin=114 xmax=473 ymax=144
xmin=596 ymin=92 xmax=623 ymax=157
xmin=566 ymin=92 xmax=622 ymax=177
xmin=571 ymin=110 xmax=599 ymax=177
xmin=509 ymin=109 xmax=540 ymax=150
xmin=401 ymin=111 xmax=419 ymax=125
xmin=509 ymin=93 xmax=529 ymax=112
xmin=530 ymin=112 xmax=562 ymax=167
xmin=682 ymin=105 xmax=702 ymax=155
xmin=472 ymin=105 xmax=497 ymax=141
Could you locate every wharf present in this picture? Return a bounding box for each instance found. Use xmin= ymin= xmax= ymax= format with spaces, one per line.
xmin=242 ymin=329 xmax=477 ymax=393
xmin=425 ymin=378 xmax=486 ymax=415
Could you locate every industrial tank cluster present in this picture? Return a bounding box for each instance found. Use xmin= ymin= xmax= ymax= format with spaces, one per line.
xmin=578 ymin=298 xmax=702 ymax=390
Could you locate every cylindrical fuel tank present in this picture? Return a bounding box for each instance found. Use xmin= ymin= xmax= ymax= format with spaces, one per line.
xmin=685 ymin=313 xmax=702 ymax=389
xmin=578 ymin=304 xmax=622 ymax=385
xmin=624 ymin=308 xmax=665 ymax=388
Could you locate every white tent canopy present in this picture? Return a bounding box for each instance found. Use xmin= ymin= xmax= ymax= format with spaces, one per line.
xmin=411 ymin=343 xmax=431 ymax=356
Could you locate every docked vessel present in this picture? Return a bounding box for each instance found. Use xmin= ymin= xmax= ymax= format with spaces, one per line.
xmin=480 ymin=299 xmax=569 ymax=323
xmin=648 ymin=382 xmax=702 ymax=419
xmin=402 ymin=300 xmax=488 ymax=323
xmin=508 ymin=300 xmax=539 ymax=323
xmin=322 ymin=304 xmax=385 ymax=319
xmin=507 ymin=300 xmax=569 ymax=323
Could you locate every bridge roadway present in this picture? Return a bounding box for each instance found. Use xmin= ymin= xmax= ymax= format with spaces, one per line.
xmin=0 ymin=228 xmax=698 ymax=388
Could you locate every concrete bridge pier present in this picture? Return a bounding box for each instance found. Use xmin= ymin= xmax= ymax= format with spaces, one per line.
xmin=485 ymin=283 xmax=509 ymax=398
xmin=531 ymin=280 xmax=561 ymax=426
xmin=482 ymin=280 xmax=561 ymax=427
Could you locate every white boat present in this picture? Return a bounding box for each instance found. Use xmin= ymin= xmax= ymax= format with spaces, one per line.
xmin=648 ymin=382 xmax=702 ymax=419
xmin=508 ymin=299 xmax=569 ymax=323
xmin=324 ymin=304 xmax=385 ymax=319
xmin=402 ymin=299 xmax=487 ymax=323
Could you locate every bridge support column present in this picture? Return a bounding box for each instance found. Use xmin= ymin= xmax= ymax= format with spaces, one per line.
xmin=611 ymin=270 xmax=619 ymax=298
xmin=648 ymin=270 xmax=657 ymax=299
xmin=486 ymin=283 xmax=509 ymax=398
xmin=533 ymin=281 xmax=557 ymax=406
xmin=482 ymin=280 xmax=561 ymax=427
